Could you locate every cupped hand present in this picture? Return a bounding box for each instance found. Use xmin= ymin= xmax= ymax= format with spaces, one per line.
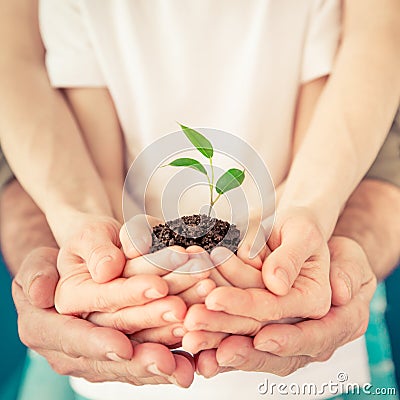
xmin=13 ymin=247 xmax=195 ymax=387
xmin=193 ymin=236 xmax=376 ymax=377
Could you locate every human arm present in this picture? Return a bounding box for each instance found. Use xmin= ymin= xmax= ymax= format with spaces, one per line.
xmin=279 ymin=0 xmax=400 ymax=236
xmin=0 ymin=0 xmax=113 ymax=244
xmin=0 ymin=179 xmax=194 ymax=386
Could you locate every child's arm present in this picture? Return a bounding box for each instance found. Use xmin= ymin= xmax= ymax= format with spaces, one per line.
xmin=64 ymin=88 xmax=126 ymax=222
xmin=0 ymin=0 xmax=113 ymax=242
xmin=262 ymin=0 xmax=400 ymax=297
xmin=279 ymin=0 xmax=400 ymax=236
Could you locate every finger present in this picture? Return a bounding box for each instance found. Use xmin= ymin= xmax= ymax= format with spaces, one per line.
xmin=15 ymin=247 xmax=59 ymax=308
xmin=195 ymin=349 xmax=234 ymax=378
xmin=131 ymin=323 xmax=187 ymax=347
xmin=88 ymin=296 xmax=187 ymax=334
xmin=253 ymin=278 xmax=376 ymax=357
xmin=179 ymin=278 xmax=216 ymax=306
xmin=216 ymin=336 xmax=310 ymax=376
xmin=55 ymin=274 xmax=169 ymax=314
xmin=65 ymin=219 xmax=125 ymax=283
xmin=12 ymin=281 xmax=134 ymax=361
xmin=163 ymin=269 xmax=211 ymax=295
xmin=237 ymin=217 xmax=268 ymax=269
xmin=122 ymin=246 xmax=189 ymax=277
xmin=182 ymin=330 xmax=229 ymax=354
xmin=41 ymin=347 xmax=177 ymax=386
xmin=205 ymin=285 xmax=330 ymax=321
xmin=171 ymin=353 xmax=195 ymax=388
xmin=263 ymin=219 xmax=324 ymax=295
xmin=120 ymin=215 xmax=162 ymax=259
xmin=184 ymin=304 xmax=261 ymax=335
xmin=210 ymin=247 xmax=264 ymax=288
xmin=328 ymin=237 xmax=373 ymax=306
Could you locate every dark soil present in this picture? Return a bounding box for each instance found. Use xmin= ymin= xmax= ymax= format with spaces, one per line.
xmin=150 ymin=214 xmax=241 ymax=254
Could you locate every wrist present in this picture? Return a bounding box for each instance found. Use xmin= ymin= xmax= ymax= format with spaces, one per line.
xmin=45 ymin=205 xmax=116 ymax=246
xmin=334 ymin=179 xmax=400 ymax=280
xmin=275 ymin=205 xmax=333 ymax=240
xmin=277 ymin=194 xmax=341 ymax=239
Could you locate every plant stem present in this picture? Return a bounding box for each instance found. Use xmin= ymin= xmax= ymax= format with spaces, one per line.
xmin=208 ymin=157 xmax=215 ymax=217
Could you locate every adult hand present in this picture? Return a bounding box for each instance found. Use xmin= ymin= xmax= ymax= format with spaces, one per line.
xmin=13 ymin=247 xmax=195 ymax=387
xmin=192 ymin=236 xmax=376 ymax=377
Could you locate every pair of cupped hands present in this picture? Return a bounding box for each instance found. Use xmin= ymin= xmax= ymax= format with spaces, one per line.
xmin=12 ymin=210 xmax=376 ymax=388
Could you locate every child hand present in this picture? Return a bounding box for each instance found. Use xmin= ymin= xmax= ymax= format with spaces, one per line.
xmin=262 ymin=207 xmax=331 ymax=318
xmin=55 ymin=215 xmax=173 ymax=317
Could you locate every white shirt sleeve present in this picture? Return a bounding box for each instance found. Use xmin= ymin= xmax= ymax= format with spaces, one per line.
xmin=300 ymin=0 xmax=341 ymax=83
xmin=39 ymin=0 xmax=105 ymax=87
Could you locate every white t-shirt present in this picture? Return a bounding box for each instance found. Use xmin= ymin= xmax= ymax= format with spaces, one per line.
xmin=39 ymin=1 xmax=369 ymax=399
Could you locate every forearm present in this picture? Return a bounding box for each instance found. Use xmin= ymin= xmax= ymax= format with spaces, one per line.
xmin=333 ymin=179 xmax=400 ymax=281
xmin=0 ymin=180 xmax=58 ymax=275
xmin=280 ymin=0 xmax=400 ymax=236
xmin=0 ymin=0 xmax=112 ymax=244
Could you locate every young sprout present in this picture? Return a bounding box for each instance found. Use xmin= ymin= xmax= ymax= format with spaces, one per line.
xmin=165 ymin=123 xmax=245 ymax=217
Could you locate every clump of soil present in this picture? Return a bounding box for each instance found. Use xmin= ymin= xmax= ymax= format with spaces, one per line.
xmin=150 ymin=214 xmax=241 ymax=254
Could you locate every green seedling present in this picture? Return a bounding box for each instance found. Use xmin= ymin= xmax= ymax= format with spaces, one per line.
xmin=164 ymin=123 xmax=245 ymax=217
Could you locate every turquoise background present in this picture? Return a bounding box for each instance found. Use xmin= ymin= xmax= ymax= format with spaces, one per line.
xmin=0 ymin=254 xmax=26 ymax=400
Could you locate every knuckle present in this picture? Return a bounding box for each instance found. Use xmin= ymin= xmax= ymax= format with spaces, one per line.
xmin=47 ymin=357 xmax=75 ymax=376
xmin=17 ymin=321 xmax=34 ymax=348
xmin=283 ymin=249 xmax=303 ymax=276
xmin=354 ymin=308 xmax=370 ymax=338
xmin=94 ymin=293 xmax=113 ymax=312
xmin=317 ymin=350 xmax=335 ymax=363
xmin=112 ymin=312 xmax=134 ymax=333
xmin=243 ymin=320 xmax=262 ymax=336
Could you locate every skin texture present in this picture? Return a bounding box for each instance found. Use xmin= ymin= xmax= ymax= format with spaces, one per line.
xmin=1 ymin=181 xmax=195 ymax=387
xmin=4 ymin=178 xmax=400 ymax=384
xmin=0 ymin=0 xmax=399 ymax=387
xmin=191 ymin=179 xmax=400 ymax=378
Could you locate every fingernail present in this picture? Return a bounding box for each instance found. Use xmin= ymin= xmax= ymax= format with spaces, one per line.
xmin=168 ymin=375 xmax=183 ymax=388
xmin=219 ymin=353 xmax=245 ymax=367
xmin=162 ymin=311 xmax=182 ymax=323
xmin=274 ymin=267 xmax=290 ymax=288
xmin=147 ymin=363 xmax=166 ymax=376
xmin=339 ymin=272 xmax=352 ymax=299
xmin=210 ymin=247 xmax=231 ymax=265
xmin=98 ymin=255 xmax=113 ymax=266
xmin=144 ymin=288 xmax=164 ymax=299
xmin=196 ymin=282 xmax=210 ymax=297
xmin=130 ymin=237 xmax=145 ymax=254
xmin=170 ymin=250 xmax=188 ymax=266
xmin=27 ymin=273 xmax=43 ymax=297
xmin=255 ymin=339 xmax=280 ymax=352
xmin=106 ymin=352 xmax=126 ymax=362
xmin=172 ymin=327 xmax=186 ymax=337
xmin=207 ymin=302 xmax=225 ymax=312
xmin=197 ymin=341 xmax=209 ymax=351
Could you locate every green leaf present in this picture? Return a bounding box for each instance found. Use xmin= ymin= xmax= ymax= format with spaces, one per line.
xmin=168 ymin=158 xmax=208 ymax=175
xmin=215 ymin=168 xmax=245 ymax=195
xmin=179 ymin=123 xmax=213 ymax=159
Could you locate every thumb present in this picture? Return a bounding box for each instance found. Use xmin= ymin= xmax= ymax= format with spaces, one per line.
xmin=14 ymin=247 xmax=59 ymax=309
xmin=66 ymin=218 xmax=125 ymax=283
xmin=263 ymin=219 xmax=323 ymax=295
xmin=120 ymin=214 xmax=163 ymax=259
